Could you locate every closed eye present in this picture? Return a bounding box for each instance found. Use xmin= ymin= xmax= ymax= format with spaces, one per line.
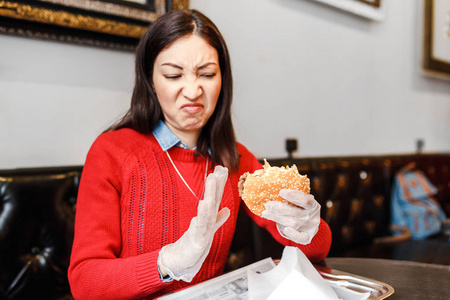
xmin=164 ymin=74 xmax=182 ymax=80
xmin=201 ymin=73 xmax=216 ymax=78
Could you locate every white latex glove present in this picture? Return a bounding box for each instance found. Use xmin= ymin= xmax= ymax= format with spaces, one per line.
xmin=158 ymin=165 xmax=230 ymax=282
xmin=262 ymin=189 xmax=321 ymax=245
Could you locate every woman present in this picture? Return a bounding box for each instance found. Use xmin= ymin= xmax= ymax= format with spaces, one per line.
xmin=68 ymin=9 xmax=332 ymax=299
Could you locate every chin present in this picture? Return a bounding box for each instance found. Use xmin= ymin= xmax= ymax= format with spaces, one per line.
xmin=183 ymin=119 xmax=208 ymax=131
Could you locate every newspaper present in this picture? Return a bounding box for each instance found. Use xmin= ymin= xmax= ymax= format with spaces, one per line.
xmin=157 ymin=258 xmax=276 ymax=300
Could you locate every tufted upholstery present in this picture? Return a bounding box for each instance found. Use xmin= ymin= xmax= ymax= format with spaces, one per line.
xmin=268 ymin=153 xmax=450 ymax=251
xmin=226 ymin=153 xmax=450 ymax=270
xmin=0 ymin=166 xmax=81 ymax=300
xmin=1 ymin=154 xmax=449 ymax=298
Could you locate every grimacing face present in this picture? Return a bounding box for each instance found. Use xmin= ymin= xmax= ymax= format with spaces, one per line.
xmin=152 ymin=34 xmax=222 ymax=142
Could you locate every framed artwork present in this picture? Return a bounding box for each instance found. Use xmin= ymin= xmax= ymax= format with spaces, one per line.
xmin=312 ymin=0 xmax=386 ymax=21
xmin=0 ymin=0 xmax=189 ymax=50
xmin=423 ymin=0 xmax=450 ymax=80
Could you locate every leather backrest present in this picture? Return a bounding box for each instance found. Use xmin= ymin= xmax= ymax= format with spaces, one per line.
xmin=0 ymin=166 xmax=82 ymax=300
xmin=266 ymin=154 xmax=450 ymax=252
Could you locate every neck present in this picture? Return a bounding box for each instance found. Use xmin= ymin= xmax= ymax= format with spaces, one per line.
xmin=180 ymin=134 xmax=199 ymax=150
xmin=166 ymin=123 xmax=200 ymax=149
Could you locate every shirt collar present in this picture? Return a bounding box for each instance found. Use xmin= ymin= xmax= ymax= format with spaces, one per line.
xmin=153 ymin=120 xmax=192 ymax=151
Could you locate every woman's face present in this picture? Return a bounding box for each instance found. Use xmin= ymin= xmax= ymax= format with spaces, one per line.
xmin=153 ymin=34 xmax=222 ymax=138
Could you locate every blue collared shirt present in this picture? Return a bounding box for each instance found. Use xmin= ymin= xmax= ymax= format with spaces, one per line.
xmin=153 ymin=120 xmax=192 ymax=151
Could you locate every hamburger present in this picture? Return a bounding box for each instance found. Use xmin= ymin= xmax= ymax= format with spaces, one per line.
xmin=238 ymin=160 xmax=310 ymax=217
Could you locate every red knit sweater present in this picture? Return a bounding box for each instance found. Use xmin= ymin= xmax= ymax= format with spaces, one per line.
xmin=68 ymin=128 xmax=332 ymax=299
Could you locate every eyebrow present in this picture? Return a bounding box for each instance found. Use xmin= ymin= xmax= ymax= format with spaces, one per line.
xmin=160 ymin=62 xmax=218 ymax=70
xmin=161 ymin=63 xmax=183 ymax=70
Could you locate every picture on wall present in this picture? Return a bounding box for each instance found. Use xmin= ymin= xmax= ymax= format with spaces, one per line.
xmin=423 ymin=0 xmax=450 ymax=79
xmin=312 ymin=0 xmax=386 ymax=21
xmin=0 ymin=0 xmax=189 ymax=50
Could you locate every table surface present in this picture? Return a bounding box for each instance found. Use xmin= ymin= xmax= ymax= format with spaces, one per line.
xmin=322 ymin=258 xmax=450 ymax=300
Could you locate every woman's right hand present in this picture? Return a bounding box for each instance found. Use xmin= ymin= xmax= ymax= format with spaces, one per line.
xmin=158 ymin=165 xmax=230 ymax=282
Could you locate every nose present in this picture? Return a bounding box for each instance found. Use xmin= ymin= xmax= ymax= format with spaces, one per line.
xmin=182 ymin=77 xmax=202 ymax=100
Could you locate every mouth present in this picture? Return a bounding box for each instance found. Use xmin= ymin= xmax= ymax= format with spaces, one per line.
xmin=181 ymin=103 xmax=203 ymax=114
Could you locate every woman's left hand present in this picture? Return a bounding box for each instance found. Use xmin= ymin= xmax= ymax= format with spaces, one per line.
xmin=262 ymin=189 xmax=321 ymax=245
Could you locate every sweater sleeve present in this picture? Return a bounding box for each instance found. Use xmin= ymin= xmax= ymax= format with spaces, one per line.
xmin=236 ymin=143 xmax=332 ymax=262
xmin=68 ymin=133 xmax=167 ymax=299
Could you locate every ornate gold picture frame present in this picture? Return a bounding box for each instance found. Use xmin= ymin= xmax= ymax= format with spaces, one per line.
xmin=423 ymin=0 xmax=450 ymax=80
xmin=0 ymin=0 xmax=189 ymax=50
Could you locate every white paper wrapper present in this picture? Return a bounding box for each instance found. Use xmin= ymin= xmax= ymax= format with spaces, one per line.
xmin=247 ymin=247 xmax=370 ymax=300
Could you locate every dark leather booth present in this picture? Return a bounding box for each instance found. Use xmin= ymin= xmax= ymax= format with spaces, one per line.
xmin=0 ymin=166 xmax=81 ymax=300
xmin=228 ymin=153 xmax=450 ymax=270
xmin=1 ymin=154 xmax=449 ymax=299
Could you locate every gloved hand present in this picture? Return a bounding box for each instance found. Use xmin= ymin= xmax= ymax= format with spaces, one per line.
xmin=262 ymin=189 xmax=321 ymax=245
xmin=158 ymin=165 xmax=230 ymax=282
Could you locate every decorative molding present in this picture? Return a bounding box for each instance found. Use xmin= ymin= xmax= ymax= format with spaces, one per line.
xmin=0 ymin=24 xmax=136 ymax=50
xmin=0 ymin=0 xmax=190 ymax=50
xmin=172 ymin=0 xmax=189 ymax=10
xmin=423 ymin=0 xmax=450 ymax=80
xmin=38 ymin=0 xmax=160 ymax=22
xmin=312 ymin=0 xmax=386 ymax=21
xmin=0 ymin=1 xmax=147 ymax=38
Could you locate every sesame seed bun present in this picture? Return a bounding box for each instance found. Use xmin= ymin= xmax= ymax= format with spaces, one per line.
xmin=238 ymin=160 xmax=310 ymax=217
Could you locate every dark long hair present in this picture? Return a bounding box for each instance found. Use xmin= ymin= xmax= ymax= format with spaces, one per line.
xmin=107 ymin=10 xmax=239 ymax=170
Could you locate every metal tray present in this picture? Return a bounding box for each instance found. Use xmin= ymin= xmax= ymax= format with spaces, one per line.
xmin=314 ymin=264 xmax=395 ymax=299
